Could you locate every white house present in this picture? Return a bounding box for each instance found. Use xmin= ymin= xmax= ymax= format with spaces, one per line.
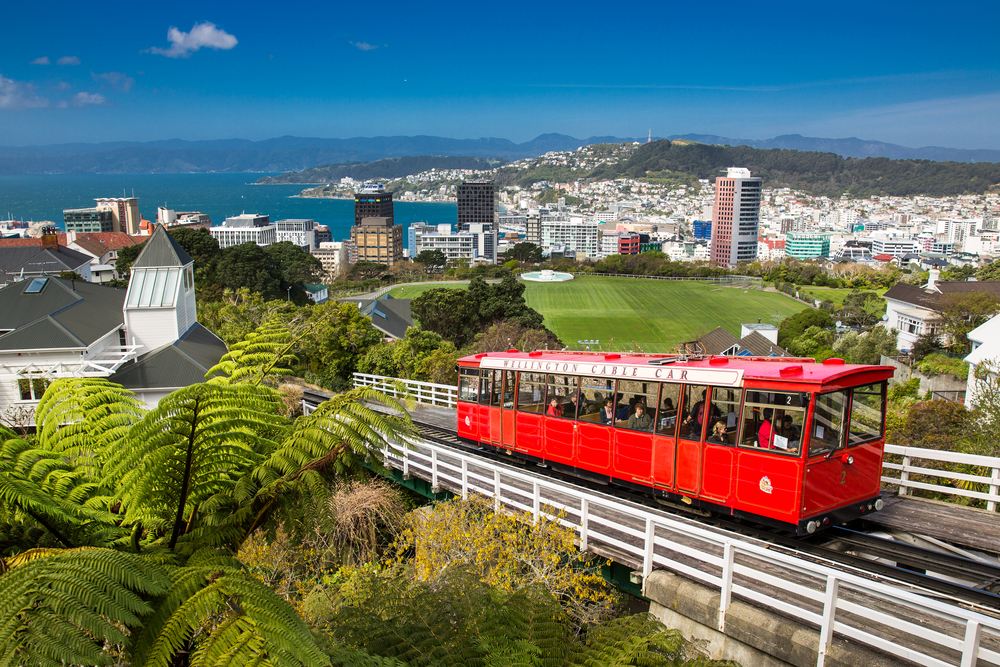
xmin=0 ymin=225 xmax=228 ymax=421
xmin=964 ymin=313 xmax=1000 ymax=409
xmin=881 ymin=269 xmax=1000 ymax=352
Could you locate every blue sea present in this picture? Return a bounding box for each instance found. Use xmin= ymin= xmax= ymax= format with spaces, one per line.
xmin=0 ymin=173 xmax=457 ymax=251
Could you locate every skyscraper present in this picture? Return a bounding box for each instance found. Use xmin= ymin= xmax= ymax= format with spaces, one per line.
xmin=354 ymin=183 xmax=393 ymax=226
xmin=709 ymin=168 xmax=762 ymax=267
xmin=95 ymin=197 xmax=141 ymax=235
xmin=457 ymin=181 xmax=499 ymax=262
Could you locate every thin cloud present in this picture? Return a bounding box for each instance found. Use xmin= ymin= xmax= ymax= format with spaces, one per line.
xmin=351 ymin=41 xmax=378 ymax=51
xmin=147 ymin=22 xmax=238 ymax=58
xmin=57 ymin=56 xmax=81 ymax=66
xmin=0 ymin=75 xmax=49 ymax=110
xmin=93 ymin=71 xmax=135 ymax=92
xmin=71 ymin=91 xmax=108 ymax=107
xmin=53 ymin=81 xmax=72 ymax=90
xmin=30 ymin=57 xmax=50 ymax=65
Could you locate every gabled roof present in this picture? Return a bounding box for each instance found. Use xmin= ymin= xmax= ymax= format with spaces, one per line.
xmin=884 ymin=281 xmax=1000 ymax=310
xmin=698 ymin=327 xmax=742 ymax=355
xmin=0 ymin=235 xmax=68 ymax=248
xmin=0 ymin=245 xmax=93 ymax=279
xmin=109 ymin=323 xmax=228 ymax=389
xmin=132 ymin=225 xmax=192 ymax=268
xmin=740 ymin=331 xmax=788 ymax=357
xmin=71 ymin=233 xmax=143 ymax=258
xmin=0 ymin=278 xmax=126 ymax=351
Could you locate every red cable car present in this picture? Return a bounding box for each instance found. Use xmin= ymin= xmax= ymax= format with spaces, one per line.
xmin=456 ymin=350 xmax=894 ymax=535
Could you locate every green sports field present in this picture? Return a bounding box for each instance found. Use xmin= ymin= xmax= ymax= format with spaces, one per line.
xmin=521 ymin=276 xmax=803 ymax=352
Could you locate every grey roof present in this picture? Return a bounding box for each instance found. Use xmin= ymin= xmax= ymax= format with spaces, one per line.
xmin=132 ymin=225 xmax=193 ymax=268
xmin=109 ymin=323 xmax=228 ymax=390
xmin=740 ymin=331 xmax=788 ymax=357
xmin=883 ymin=281 xmax=1000 ymax=310
xmin=0 ymin=278 xmax=126 ymax=351
xmin=0 ymin=245 xmax=93 ymax=280
xmin=339 ymin=296 xmax=413 ymax=340
xmin=698 ymin=327 xmax=742 ymax=355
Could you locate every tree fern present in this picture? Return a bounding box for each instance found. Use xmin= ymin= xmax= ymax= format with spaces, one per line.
xmin=207 ymin=318 xmax=298 ymax=386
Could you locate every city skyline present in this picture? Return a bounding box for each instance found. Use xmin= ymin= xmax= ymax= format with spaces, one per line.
xmin=2 ymin=0 xmax=999 ymax=150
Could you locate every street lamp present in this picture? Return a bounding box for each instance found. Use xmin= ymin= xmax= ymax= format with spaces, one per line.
xmin=287 ymin=286 xmax=292 ymax=302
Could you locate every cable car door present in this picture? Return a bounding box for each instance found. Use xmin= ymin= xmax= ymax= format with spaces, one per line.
xmin=500 ymin=370 xmax=517 ymax=448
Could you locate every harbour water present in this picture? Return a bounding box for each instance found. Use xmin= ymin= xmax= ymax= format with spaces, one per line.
xmin=0 ymin=173 xmax=457 ymax=250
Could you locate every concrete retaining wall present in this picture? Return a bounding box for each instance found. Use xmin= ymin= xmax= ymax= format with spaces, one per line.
xmin=879 ymin=355 xmax=967 ymax=398
xmin=644 ymin=571 xmax=910 ymax=667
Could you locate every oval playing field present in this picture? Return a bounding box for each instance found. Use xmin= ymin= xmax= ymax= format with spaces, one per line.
xmin=522 ymin=276 xmax=803 ymax=352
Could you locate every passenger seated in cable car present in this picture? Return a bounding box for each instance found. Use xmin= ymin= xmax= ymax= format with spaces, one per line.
xmin=758 ymin=408 xmax=775 ymax=448
xmin=628 ymin=402 xmax=654 ymax=432
xmin=600 ymin=398 xmax=616 ymax=424
xmin=546 ymin=398 xmax=563 ymax=417
xmin=707 ymin=420 xmax=729 ymax=444
xmin=686 ymin=389 xmax=721 ymax=434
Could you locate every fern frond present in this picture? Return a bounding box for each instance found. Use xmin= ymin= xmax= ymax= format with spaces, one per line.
xmin=207 ymin=318 xmax=298 ymax=386
xmin=0 ymin=549 xmax=170 ymax=667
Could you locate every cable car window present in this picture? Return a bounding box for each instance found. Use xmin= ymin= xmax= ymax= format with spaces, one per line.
xmin=545 ymin=374 xmax=579 ymax=419
xmin=810 ymin=390 xmax=848 ymax=456
xmin=679 ymin=385 xmax=713 ymax=441
xmin=848 ymin=382 xmax=886 ymax=446
xmin=577 ymin=378 xmax=615 ymax=425
xmin=490 ymin=369 xmax=503 ymax=407
xmin=656 ymin=383 xmax=681 ymax=435
xmin=617 ymin=380 xmax=658 ymax=432
xmin=739 ymin=391 xmax=807 ymax=456
xmin=458 ymin=368 xmax=480 ymax=402
xmin=708 ymin=387 xmax=741 ymax=446
xmin=517 ymin=372 xmax=546 ymax=413
xmin=502 ymin=370 xmax=516 ymax=409
xmin=479 ymin=369 xmax=493 ymax=405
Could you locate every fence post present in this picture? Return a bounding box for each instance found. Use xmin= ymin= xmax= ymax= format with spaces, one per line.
xmin=494 ymin=468 xmax=501 ymax=510
xmin=532 ymin=481 xmax=540 ymax=524
xmin=960 ymin=620 xmax=982 ymax=667
xmin=899 ymin=455 xmax=911 ymax=496
xmin=642 ymin=517 xmax=655 ymax=581
xmin=402 ymin=446 xmax=410 ymax=479
xmin=431 ymin=449 xmax=439 ymax=494
xmin=816 ymin=576 xmax=840 ymax=667
xmin=718 ymin=541 xmax=735 ymax=632
xmin=580 ymin=498 xmax=589 ymax=551
xmin=988 ymin=466 xmax=999 ymax=513
xmin=461 ymin=459 xmax=468 ymax=500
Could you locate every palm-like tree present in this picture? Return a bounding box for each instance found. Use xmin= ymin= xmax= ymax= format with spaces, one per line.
xmin=0 ymin=323 xmax=414 ymax=666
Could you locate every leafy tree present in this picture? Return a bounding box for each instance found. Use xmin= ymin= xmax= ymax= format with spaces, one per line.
xmin=976 ymin=261 xmax=1000 ymax=282
xmin=502 ymin=242 xmax=543 ymax=264
xmin=217 ymin=241 xmax=284 ymax=301
xmin=785 ymin=325 xmax=834 ymax=358
xmin=840 ymin=290 xmax=885 ymax=329
xmin=350 ymin=261 xmax=388 ymax=281
xmin=0 ymin=334 xmax=416 ymax=666
xmin=413 ymin=249 xmax=447 ymax=274
xmin=832 ymin=326 xmax=898 ymax=364
xmin=934 ymin=291 xmax=1000 ymax=353
xmin=964 ymin=360 xmax=1000 ymax=459
xmin=410 ymin=287 xmax=478 ymax=347
xmin=266 ymin=241 xmax=325 ymax=286
xmin=777 ymin=308 xmax=834 ymax=348
xmin=911 ymin=331 xmax=943 ymax=362
xmin=471 ymin=319 xmax=562 ymax=354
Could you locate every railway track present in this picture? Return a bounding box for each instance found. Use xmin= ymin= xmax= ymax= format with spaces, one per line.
xmin=408 ymin=415 xmax=1000 ymax=616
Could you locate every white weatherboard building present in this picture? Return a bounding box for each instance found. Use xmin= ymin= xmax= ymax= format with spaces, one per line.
xmin=0 ymin=225 xmax=227 ymax=417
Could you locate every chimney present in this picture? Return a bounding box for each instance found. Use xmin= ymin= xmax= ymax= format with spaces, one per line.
xmin=927 ymin=268 xmax=940 ymax=291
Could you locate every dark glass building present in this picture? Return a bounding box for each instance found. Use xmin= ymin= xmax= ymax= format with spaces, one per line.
xmin=457 ymin=181 xmax=498 ymax=230
xmin=354 ymin=183 xmax=394 ymax=226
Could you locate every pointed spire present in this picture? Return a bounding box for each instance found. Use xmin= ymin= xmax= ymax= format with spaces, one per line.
xmin=132 ymin=224 xmax=193 ymax=268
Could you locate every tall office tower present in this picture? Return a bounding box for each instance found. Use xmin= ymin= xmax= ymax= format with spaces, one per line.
xmin=457 ymin=181 xmax=498 ymax=230
xmin=95 ymin=197 xmax=141 ymax=235
xmin=709 ymin=168 xmax=762 ymax=267
xmin=64 ymin=207 xmax=114 ymax=233
xmin=354 ymin=183 xmax=394 ymax=226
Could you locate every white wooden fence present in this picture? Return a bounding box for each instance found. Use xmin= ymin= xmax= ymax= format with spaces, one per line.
xmin=353 ymin=373 xmax=457 ymax=408
xmin=384 ymin=433 xmax=1000 ymax=667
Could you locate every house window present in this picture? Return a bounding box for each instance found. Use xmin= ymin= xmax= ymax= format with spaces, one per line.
xmin=897 ymin=315 xmax=923 ymax=335
xmin=17 ymin=375 xmax=49 ymax=401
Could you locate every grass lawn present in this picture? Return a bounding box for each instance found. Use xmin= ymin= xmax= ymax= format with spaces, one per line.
xmin=521 ymin=276 xmax=804 ymax=353
xmin=798 ymin=286 xmax=888 ymax=307
xmin=386 ymin=282 xmax=470 ymax=299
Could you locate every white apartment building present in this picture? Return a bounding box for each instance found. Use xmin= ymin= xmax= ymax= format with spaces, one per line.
xmin=210 ymin=213 xmax=276 ymax=249
xmin=599 ymin=231 xmax=620 ymax=256
xmin=541 ymin=217 xmax=600 ymax=257
xmin=413 ymin=224 xmax=477 ymax=262
xmin=274 ymin=219 xmax=316 ymax=250
xmin=312 ymin=242 xmax=349 ymax=279
xmin=871 ymin=236 xmax=920 ymax=257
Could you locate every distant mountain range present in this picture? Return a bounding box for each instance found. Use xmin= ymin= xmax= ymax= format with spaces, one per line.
xmin=667 ymin=134 xmax=1000 ymax=163
xmin=0 ymin=133 xmax=997 ymax=175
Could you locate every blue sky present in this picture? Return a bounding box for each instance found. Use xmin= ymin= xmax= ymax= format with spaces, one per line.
xmin=2 ymin=0 xmax=999 ymax=149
